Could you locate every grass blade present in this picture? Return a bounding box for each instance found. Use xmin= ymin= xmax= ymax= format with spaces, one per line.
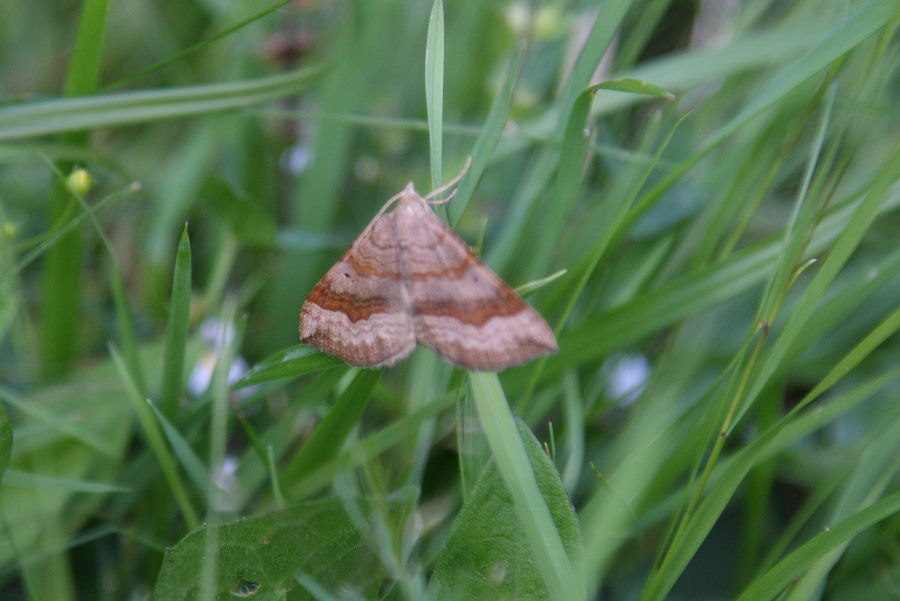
xmin=281 ymin=369 xmax=382 ymax=488
xmin=425 ymin=0 xmax=444 ymax=188
xmin=110 ymin=344 xmax=199 ymax=529
xmin=0 ymin=400 xmax=9 ymax=478
xmin=487 ymin=0 xmax=633 ymax=274
xmin=147 ymin=403 xmax=212 ymax=497
xmin=1 ymin=470 xmax=129 ymax=494
xmin=0 ymin=66 xmax=321 ymax=142
xmin=234 ymin=345 xmax=344 ymax=388
xmin=36 ymin=0 xmax=112 ymax=379
xmin=734 ymin=490 xmax=900 ymax=601
xmin=469 ymin=372 xmax=583 ymax=601
xmin=160 ymin=225 xmax=192 ymax=419
xmin=737 ymin=138 xmax=900 ymax=425
xmin=449 ymin=43 xmax=526 ymax=226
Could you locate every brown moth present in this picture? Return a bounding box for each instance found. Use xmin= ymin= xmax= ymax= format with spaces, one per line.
xmin=299 ymin=182 xmax=557 ymax=370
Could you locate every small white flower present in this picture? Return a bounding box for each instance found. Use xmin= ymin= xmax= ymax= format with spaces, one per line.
xmin=603 ymin=353 xmax=651 ymax=406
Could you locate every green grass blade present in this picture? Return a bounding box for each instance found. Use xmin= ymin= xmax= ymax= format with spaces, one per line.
xmin=556 ymin=0 xmax=633 ymax=119
xmin=425 ymin=0 xmax=444 ymax=188
xmin=469 ymin=372 xmax=583 ymax=601
xmin=799 ymin=303 xmax=900 ymax=408
xmin=639 ymin=357 xmax=900 ymax=601
xmin=109 ymin=344 xmax=198 ymax=529
xmin=487 ymin=0 xmax=632 ymax=274
xmin=160 ymin=225 xmax=192 ymax=419
xmin=0 ymin=385 xmax=116 ymax=458
xmin=734 ymin=490 xmax=900 ymax=601
xmin=599 ymin=7 xmax=889 ymax=119
xmin=35 ymin=0 xmax=111 ymax=379
xmin=0 ymin=400 xmax=9 ymax=478
xmin=234 ymin=345 xmax=344 ymax=388
xmin=63 ymin=0 xmax=109 ymax=96
xmin=281 ymin=369 xmax=382 ymax=488
xmin=288 ymin=389 xmax=457 ymax=502
xmin=39 ymin=157 xmax=146 ymax=394
xmin=147 ymin=403 xmax=212 ymax=497
xmin=560 ymin=372 xmax=584 ymax=494
xmin=1 ymin=470 xmax=129 ymax=494
xmin=38 ymin=181 xmax=82 ymax=378
xmin=107 ymin=0 xmax=295 ymax=90
xmin=517 ymin=111 xmax=682 ymax=407
xmin=449 ymin=43 xmax=526 ymax=226
xmin=618 ymin=1 xmax=898 ymax=235
xmin=524 ymin=85 xmax=595 ymax=279
xmin=13 ymin=183 xmax=135 ymax=274
xmin=736 ymin=139 xmax=900 ymax=426
xmin=0 ymin=66 xmax=321 ymax=142
xmin=544 ymin=186 xmax=900 ymax=378
xmin=591 ymin=77 xmax=674 ymax=99
xmin=483 ymin=141 xmax=558 ymax=273
xmin=705 ymin=0 xmax=899 ymax=149
xmin=208 ymin=306 xmax=242 ymax=516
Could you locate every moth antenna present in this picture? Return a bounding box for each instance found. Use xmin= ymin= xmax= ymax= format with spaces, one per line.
xmin=426 ymin=188 xmax=457 ymax=206
xmin=424 ymin=155 xmax=472 ymax=201
xmin=359 ymin=185 xmax=413 ymax=239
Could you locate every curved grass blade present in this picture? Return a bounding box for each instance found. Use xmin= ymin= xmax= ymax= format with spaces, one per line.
xmin=0 ymin=65 xmax=321 ymax=142
xmin=40 ymin=156 xmax=146 ymax=394
xmin=733 ymin=490 xmax=900 ymax=601
xmin=233 ymin=345 xmax=344 ymax=389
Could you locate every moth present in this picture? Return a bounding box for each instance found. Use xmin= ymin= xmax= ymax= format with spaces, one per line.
xmin=300 ymin=177 xmax=557 ymax=371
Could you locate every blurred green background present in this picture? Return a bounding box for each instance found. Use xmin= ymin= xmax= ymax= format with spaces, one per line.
xmin=1 ymin=0 xmax=899 ymax=599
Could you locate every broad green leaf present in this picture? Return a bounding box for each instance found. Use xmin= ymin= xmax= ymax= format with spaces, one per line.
xmin=428 ymin=417 xmax=583 ymax=601
xmin=153 ymin=500 xmax=388 ymax=601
